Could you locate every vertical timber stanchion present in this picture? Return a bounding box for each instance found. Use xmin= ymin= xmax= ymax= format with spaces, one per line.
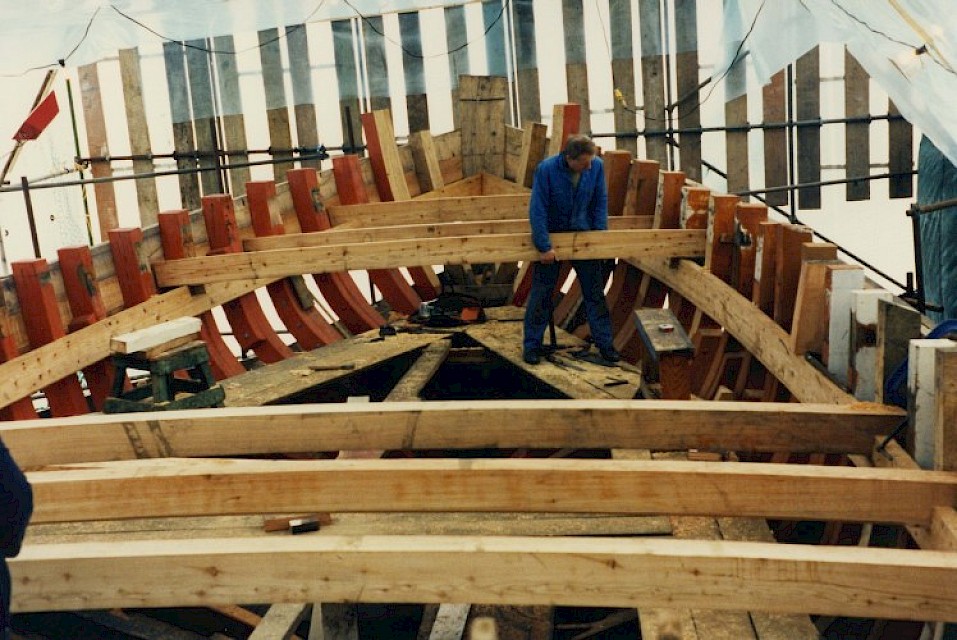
xmin=512 ymin=0 xmax=541 ymax=126
xmin=202 ymin=195 xmax=293 ymax=363
xmin=11 ymin=260 xmax=89 ymax=416
xmin=796 ymin=46 xmax=822 ymax=209
xmin=213 ymin=35 xmax=252 ymax=195
xmin=548 ymin=103 xmax=582 ymax=157
xmin=246 ymin=180 xmax=342 ymax=349
xmin=185 ymin=39 xmax=221 ymax=196
xmin=286 ymin=24 xmax=322 ymax=172
xmin=445 ymin=5 xmax=469 ymax=131
xmin=259 ymin=28 xmax=295 ymax=181
xmin=363 ymin=16 xmax=392 ymax=113
xmin=118 ymin=48 xmax=160 ymax=225
xmin=609 ymin=0 xmax=637 ymax=155
xmin=724 ymin=13 xmax=749 ymax=197
xmin=78 ymin=62 xmax=119 ymax=237
xmin=482 ymin=0 xmax=512 ymax=121
xmin=889 ymin=99 xmax=914 ymax=198
xmin=460 ymin=76 xmax=508 ymax=178
xmin=332 ymin=19 xmax=364 ymax=156
xmin=286 ymin=168 xmax=384 ymax=333
xmin=638 ymin=0 xmax=667 ymax=165
xmin=674 ymin=0 xmax=701 ymax=182
xmin=762 ymin=71 xmax=789 ymax=207
xmin=57 ymin=246 xmax=118 ymax=410
xmin=163 ymin=41 xmax=201 ymax=210
xmin=157 ymin=210 xmax=246 ymax=380
xmin=399 ymin=11 xmax=431 ymax=133
xmin=844 ymin=49 xmax=870 ymax=201
xmin=108 ymin=228 xmax=157 ymax=307
xmin=562 ymin=0 xmax=591 ymax=135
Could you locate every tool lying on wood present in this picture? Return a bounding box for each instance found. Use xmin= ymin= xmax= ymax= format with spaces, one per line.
xmin=263 ymin=513 xmax=333 ymax=534
xmin=308 ymin=363 xmax=356 ymax=372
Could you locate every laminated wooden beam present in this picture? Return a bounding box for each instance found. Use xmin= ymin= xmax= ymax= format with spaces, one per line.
xmin=29 ymin=457 xmax=953 ymax=525
xmin=2 ymin=399 xmax=903 ymax=467
xmin=329 ymin=194 xmax=531 ymax=228
xmin=14 ymin=535 xmax=957 ymax=621
xmin=154 ymin=229 xmax=705 ymax=288
xmin=632 ymin=258 xmax=856 ymax=404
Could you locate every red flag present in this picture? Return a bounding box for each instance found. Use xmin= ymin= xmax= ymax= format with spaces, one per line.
xmin=12 ymin=91 xmax=59 ymax=142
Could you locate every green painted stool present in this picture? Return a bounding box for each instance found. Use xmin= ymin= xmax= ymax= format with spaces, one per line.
xmin=104 ymin=340 xmax=225 ymax=413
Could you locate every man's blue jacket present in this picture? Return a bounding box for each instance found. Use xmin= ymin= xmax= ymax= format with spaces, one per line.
xmin=529 ymin=153 xmax=608 ymax=253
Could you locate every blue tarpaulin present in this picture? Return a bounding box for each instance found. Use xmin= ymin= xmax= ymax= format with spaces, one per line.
xmin=917 ymin=136 xmax=957 ymax=323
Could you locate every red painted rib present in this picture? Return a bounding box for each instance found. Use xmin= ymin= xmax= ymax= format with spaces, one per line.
xmin=202 ymin=194 xmax=293 ymax=364
xmin=11 ymin=259 xmax=89 ymax=416
xmin=157 ymin=210 xmax=246 ymax=380
xmin=0 ymin=335 xmax=38 ymax=420
xmin=108 ymin=228 xmax=156 ymax=305
xmin=286 ymin=168 xmax=383 ymax=332
xmin=246 ymin=180 xmax=342 ymax=350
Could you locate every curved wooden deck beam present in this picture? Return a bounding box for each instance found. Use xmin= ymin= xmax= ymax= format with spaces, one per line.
xmin=157 ymin=211 xmax=246 ymax=380
xmin=2 ymin=400 xmax=904 ymax=467
xmin=333 ymin=155 xmax=422 ymax=314
xmin=57 ymin=246 xmax=118 ymax=410
xmin=13 ymin=535 xmax=957 ymax=621
xmin=246 ymin=181 xmax=342 ymax=350
xmin=28 ymin=457 xmax=954 ymax=525
xmin=11 ymin=259 xmax=89 ymax=417
xmin=286 ymin=168 xmax=384 ymax=333
xmin=202 ymin=194 xmax=293 ymax=364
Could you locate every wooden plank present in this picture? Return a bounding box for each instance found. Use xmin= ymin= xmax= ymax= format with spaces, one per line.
xmin=762 ymin=71 xmax=788 ymax=207
xmin=633 ymin=258 xmax=856 ymax=404
xmin=638 ymin=0 xmax=667 ymax=164
xmin=29 ymin=458 xmax=956 ymax=526
xmin=562 ymin=0 xmax=591 ymax=134
xmin=385 ymin=340 xmax=451 ymax=402
xmin=12 ymin=535 xmax=957 ymax=620
xmin=163 ymin=41 xmax=201 ymax=210
xmin=185 ymin=39 xmax=220 ymax=196
xmin=1 ymin=399 xmax=902 ymax=467
xmin=445 ymin=5 xmax=469 ymax=130
xmin=249 ymin=603 xmax=309 ymax=640
xmin=400 ymin=11 xmax=431 ymax=133
xmin=513 ymin=0 xmax=541 ymax=125
xmin=286 ymin=24 xmax=321 ymax=171
xmin=516 ymin=123 xmax=547 ymax=189
xmin=78 ymin=62 xmax=119 ymax=237
xmin=674 ymin=0 xmax=701 ymax=181
xmin=460 ymin=76 xmax=508 ymax=177
xmin=331 ymin=20 xmax=363 ymax=154
xmin=609 ymin=0 xmax=637 ymax=155
xmin=363 ymin=15 xmax=391 ymax=113
xmin=410 ymin=131 xmax=445 ymax=194
xmin=213 ymin=35 xmax=252 ymax=194
xmin=935 ymin=347 xmax=957 ymax=471
xmin=844 ymin=49 xmax=870 ymax=201
xmin=875 ymin=298 xmax=921 ymax=404
xmin=547 ymin=104 xmax=581 ymax=157
xmin=363 ymin=109 xmax=413 ymax=201
xmin=888 ymin=100 xmax=914 ymax=198
xmin=849 ymin=289 xmax=894 ymax=401
xmin=259 ymin=28 xmax=295 ymax=181
xmin=110 ymin=317 xmax=201 ymax=354
xmin=153 ymin=229 xmax=705 ymax=287
xmin=908 ymin=339 xmax=954 ymax=469
xmin=796 ymin=47 xmax=821 ymax=209
xmin=118 ymin=48 xmax=159 ymax=225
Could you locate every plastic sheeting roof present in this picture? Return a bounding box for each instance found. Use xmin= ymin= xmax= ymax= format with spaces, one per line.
xmin=0 ymin=0 xmax=469 ymax=76
xmin=720 ymin=0 xmax=957 ymax=167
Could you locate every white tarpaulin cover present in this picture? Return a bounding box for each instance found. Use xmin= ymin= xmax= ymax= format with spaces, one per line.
xmin=720 ymin=0 xmax=957 ymax=167
xmin=0 ymin=0 xmax=470 ymax=75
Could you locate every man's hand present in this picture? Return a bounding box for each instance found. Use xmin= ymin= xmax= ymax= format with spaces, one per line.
xmin=538 ymin=249 xmax=557 ymax=263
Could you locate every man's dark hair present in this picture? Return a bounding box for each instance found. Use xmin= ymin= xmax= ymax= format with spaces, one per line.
xmin=563 ymin=134 xmax=596 ymax=160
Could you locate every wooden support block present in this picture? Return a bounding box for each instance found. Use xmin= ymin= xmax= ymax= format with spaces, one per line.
xmin=752 ymin=222 xmax=780 ymax=316
xmin=773 ymin=224 xmax=814 ymax=333
xmin=57 ymin=245 xmax=116 ymax=410
xmin=790 ymin=259 xmax=840 ymax=356
xmin=11 ymin=260 xmax=89 ymax=416
xmin=286 ymin=169 xmax=383 ymax=334
xmin=801 ymin=241 xmax=838 ymax=262
xmin=247 ymin=180 xmax=342 ymax=350
xmin=548 ymin=103 xmax=581 ymax=156
xmin=332 ymin=156 xmax=422 ymax=314
xmin=935 ymin=347 xmax=957 ymax=472
xmin=202 ymin=194 xmax=294 ymax=363
xmin=908 ymin=339 xmax=955 ymax=468
xmin=680 ymin=187 xmax=711 ymax=230
xmin=825 ymin=264 xmax=866 ymax=385
xmin=635 ymin=308 xmax=694 ymax=400
xmin=157 ymin=210 xmax=246 ymax=380
xmin=732 ymin=202 xmax=768 ymax=300
xmin=410 ymin=130 xmax=445 ymax=194
xmin=849 ymin=289 xmax=894 ymax=401
xmin=706 ymin=194 xmax=740 ymax=283
xmin=111 ymin=317 xmax=202 ymax=355
xmin=108 ymin=227 xmax=156 ymax=306
xmin=516 ymin=122 xmax=547 ymax=189
xmin=604 ymin=150 xmax=633 ymax=217
xmin=876 ymin=298 xmax=922 ymax=404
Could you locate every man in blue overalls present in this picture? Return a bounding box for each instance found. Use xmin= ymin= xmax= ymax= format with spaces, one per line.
xmin=523 ymin=134 xmax=619 ymax=365
xmin=1 ymin=439 xmax=32 ymax=640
